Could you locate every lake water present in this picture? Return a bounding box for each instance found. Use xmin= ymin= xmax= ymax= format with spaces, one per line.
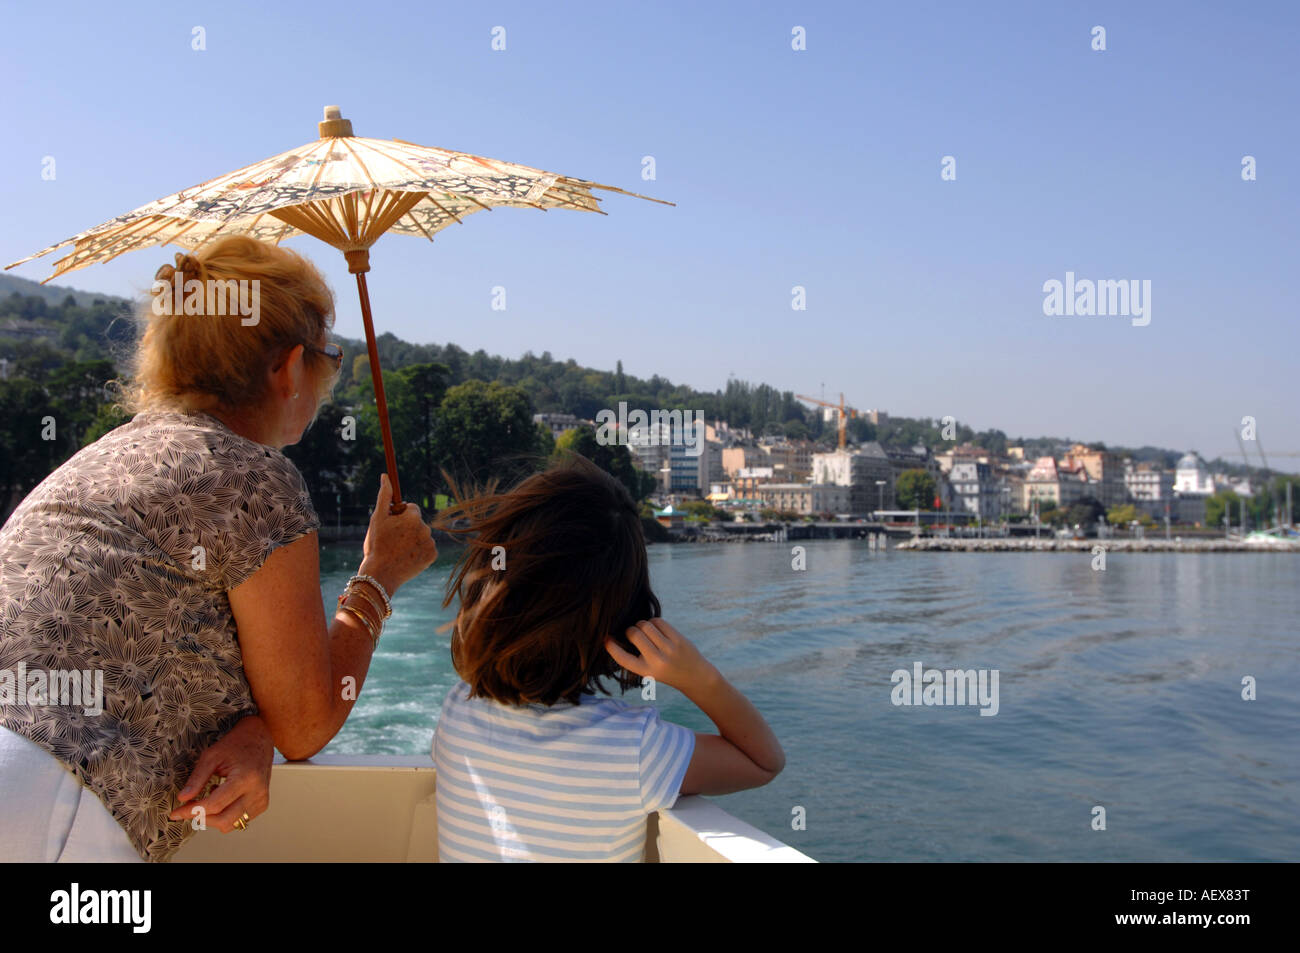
xmin=319 ymin=540 xmax=1299 ymax=863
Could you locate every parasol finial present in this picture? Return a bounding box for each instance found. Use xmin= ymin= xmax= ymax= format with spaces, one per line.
xmin=319 ymin=105 xmax=354 ymax=139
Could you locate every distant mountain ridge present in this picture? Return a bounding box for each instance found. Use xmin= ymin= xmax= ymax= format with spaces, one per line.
xmin=0 ymin=271 xmax=1272 ymax=477
xmin=0 ymin=271 xmax=127 ymax=310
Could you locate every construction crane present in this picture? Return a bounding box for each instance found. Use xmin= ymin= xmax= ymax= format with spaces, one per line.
xmin=796 ymin=392 xmax=859 ymax=450
xmin=1234 ymin=427 xmax=1277 ymax=528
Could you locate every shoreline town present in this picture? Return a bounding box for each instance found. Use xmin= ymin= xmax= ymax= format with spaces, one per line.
xmin=531 ymin=408 xmax=1300 ymax=550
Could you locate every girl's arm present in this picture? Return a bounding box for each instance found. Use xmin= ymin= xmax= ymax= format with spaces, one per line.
xmin=607 ymin=619 xmax=785 ymax=796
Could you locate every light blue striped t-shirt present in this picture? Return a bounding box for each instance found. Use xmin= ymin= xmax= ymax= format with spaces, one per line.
xmin=432 ymin=679 xmax=696 ymax=862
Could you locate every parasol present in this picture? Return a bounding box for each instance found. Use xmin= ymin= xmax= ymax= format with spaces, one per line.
xmin=5 ymin=106 xmax=671 ymax=511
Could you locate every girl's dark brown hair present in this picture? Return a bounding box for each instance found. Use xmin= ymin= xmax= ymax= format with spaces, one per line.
xmin=435 ymin=453 xmax=659 ymax=706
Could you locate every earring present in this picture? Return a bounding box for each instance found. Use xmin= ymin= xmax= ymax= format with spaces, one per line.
xmin=293 ymin=392 xmax=299 ymax=399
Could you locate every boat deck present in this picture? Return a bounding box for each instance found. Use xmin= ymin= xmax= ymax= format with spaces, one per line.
xmin=173 ymin=755 xmax=814 ymax=863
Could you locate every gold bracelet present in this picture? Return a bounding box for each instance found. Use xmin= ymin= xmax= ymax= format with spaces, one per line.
xmin=342 ymin=604 xmax=379 ymax=649
xmin=342 ymin=586 xmax=385 ymax=630
xmin=339 ymin=603 xmax=380 ymax=649
xmin=346 ymin=597 xmax=381 ymax=636
xmin=347 ymin=584 xmax=389 ymax=628
xmin=345 ymin=595 xmax=384 ymax=647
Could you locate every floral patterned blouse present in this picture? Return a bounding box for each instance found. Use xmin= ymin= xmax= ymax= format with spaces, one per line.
xmin=0 ymin=410 xmax=319 ymax=861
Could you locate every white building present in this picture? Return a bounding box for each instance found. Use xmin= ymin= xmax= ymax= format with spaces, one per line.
xmin=629 ymin=423 xmax=670 ymax=494
xmin=630 ymin=419 xmax=717 ymax=497
xmin=949 ymin=461 xmax=1003 ymax=521
xmin=1124 ymin=461 xmax=1175 ymax=519
xmin=1216 ymin=474 xmax=1254 ymax=497
xmin=1019 ymin=456 xmax=1092 ymax=510
xmin=1124 ymin=461 xmax=1173 ymax=503
xmin=1174 ymin=451 xmax=1214 ymax=495
xmin=813 ymin=443 xmax=893 ymax=515
xmin=533 ymin=413 xmax=587 ymax=439
xmin=705 ymin=421 xmax=750 ymax=447
xmin=755 ymin=483 xmax=850 ymax=516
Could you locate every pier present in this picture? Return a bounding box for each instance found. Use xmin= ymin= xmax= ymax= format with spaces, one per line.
xmin=683 ymin=521 xmax=896 ymax=545
xmin=896 ymin=537 xmax=1300 ymax=553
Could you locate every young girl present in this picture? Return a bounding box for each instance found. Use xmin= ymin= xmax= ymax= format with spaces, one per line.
xmin=431 ymin=455 xmax=784 ymax=862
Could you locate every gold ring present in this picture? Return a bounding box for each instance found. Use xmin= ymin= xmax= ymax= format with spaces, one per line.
xmin=233 ymin=812 xmax=251 ymax=831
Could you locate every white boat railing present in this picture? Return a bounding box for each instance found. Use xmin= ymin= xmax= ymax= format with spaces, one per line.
xmin=173 ymin=754 xmax=815 ymax=863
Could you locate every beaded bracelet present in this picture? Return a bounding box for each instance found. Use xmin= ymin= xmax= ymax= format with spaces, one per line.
xmin=347 ymin=574 xmax=393 ymax=618
xmin=335 ymin=579 xmax=390 ymax=621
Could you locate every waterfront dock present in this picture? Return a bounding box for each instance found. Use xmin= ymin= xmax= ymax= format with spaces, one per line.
xmin=896 ymin=537 xmax=1300 ymax=553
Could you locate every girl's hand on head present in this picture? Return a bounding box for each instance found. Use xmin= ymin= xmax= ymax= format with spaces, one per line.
xmin=606 ymin=618 xmax=718 ymax=695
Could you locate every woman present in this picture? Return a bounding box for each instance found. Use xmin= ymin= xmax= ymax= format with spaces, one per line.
xmin=0 ymin=236 xmax=437 ymax=862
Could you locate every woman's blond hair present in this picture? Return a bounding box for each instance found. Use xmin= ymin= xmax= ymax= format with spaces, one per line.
xmin=122 ymin=236 xmax=338 ymax=415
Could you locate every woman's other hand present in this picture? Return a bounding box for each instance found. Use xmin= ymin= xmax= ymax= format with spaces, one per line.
xmin=360 ymin=473 xmax=438 ymax=595
xmin=169 ymin=714 xmax=274 ymax=833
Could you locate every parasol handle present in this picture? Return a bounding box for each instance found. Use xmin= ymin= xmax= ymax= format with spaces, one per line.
xmin=347 ymin=250 xmax=406 ymax=516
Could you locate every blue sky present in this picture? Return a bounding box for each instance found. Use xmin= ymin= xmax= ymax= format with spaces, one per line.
xmin=2 ymin=0 xmax=1296 ymax=466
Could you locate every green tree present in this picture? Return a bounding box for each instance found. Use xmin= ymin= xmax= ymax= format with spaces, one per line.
xmin=1064 ymin=496 xmax=1106 ymax=531
xmin=973 ymin=428 xmax=1008 ymax=455
xmin=1107 ymin=504 xmax=1138 ymax=525
xmin=553 ymin=426 xmax=655 ymax=502
xmin=678 ymin=499 xmax=717 ymax=522
xmin=846 ymin=417 xmax=876 ymax=443
xmin=535 ymin=422 xmax=556 ymax=456
xmin=895 ymin=469 xmax=937 ymax=510
xmin=82 ymin=400 xmax=130 ymax=444
xmin=389 ymin=363 xmax=451 ymax=509
xmin=0 ymin=378 xmax=58 ymax=516
xmin=1265 ymin=475 xmax=1300 ymax=525
xmin=46 ymin=359 xmax=116 ymax=456
xmin=1206 ymin=491 xmax=1241 ymax=529
xmin=349 ymin=354 xmax=372 ymax=394
xmin=284 ymin=401 xmax=380 ymax=525
xmin=641 ymin=514 xmax=671 ymax=542
xmin=434 ymin=379 xmax=541 ymax=488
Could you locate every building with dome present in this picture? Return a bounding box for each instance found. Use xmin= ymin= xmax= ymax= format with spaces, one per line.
xmin=1174 ymin=451 xmax=1214 ymax=495
xmin=1170 ymin=451 xmax=1214 ymax=525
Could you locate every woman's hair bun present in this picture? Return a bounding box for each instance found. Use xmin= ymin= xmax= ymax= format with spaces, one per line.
xmin=154 ymin=250 xmax=205 ymax=283
xmin=128 ymin=235 xmax=336 ymax=417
